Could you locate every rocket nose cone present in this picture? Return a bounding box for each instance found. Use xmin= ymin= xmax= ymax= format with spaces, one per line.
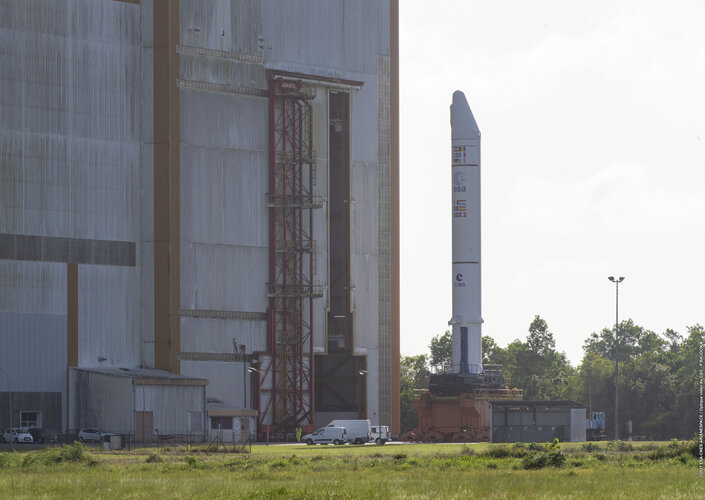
xmin=451 ymin=90 xmax=480 ymax=139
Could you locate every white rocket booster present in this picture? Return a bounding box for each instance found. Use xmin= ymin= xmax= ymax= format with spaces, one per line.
xmin=449 ymin=91 xmax=483 ymax=374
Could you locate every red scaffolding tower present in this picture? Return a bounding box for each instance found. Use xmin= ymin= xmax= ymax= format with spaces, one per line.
xmin=256 ymin=77 xmax=322 ymax=439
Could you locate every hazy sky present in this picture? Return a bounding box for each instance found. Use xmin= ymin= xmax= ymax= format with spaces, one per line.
xmin=399 ymin=0 xmax=705 ymax=366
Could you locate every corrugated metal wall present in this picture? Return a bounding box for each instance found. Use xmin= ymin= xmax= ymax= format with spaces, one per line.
xmin=0 ymin=312 xmax=66 ymax=393
xmin=141 ymin=384 xmax=204 ymax=436
xmin=0 ymin=0 xmax=144 ymax=371
xmin=177 ymin=0 xmax=269 ymax=408
xmin=73 ymin=370 xmax=133 ymax=433
xmin=0 ymin=312 xmax=66 ymax=430
xmin=0 ymin=393 xmax=62 ymax=433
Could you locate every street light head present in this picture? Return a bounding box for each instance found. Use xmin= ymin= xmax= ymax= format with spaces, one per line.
xmin=608 ymin=276 xmax=615 ymax=282
xmin=247 ymin=367 xmax=261 ymax=374
xmin=358 ymin=370 xmax=368 ymax=376
xmin=618 ymin=277 xmax=625 ymax=282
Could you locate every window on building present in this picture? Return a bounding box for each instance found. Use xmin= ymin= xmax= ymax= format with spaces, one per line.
xmin=210 ymin=416 xmax=232 ymax=430
xmin=21 ymin=411 xmax=41 ymax=428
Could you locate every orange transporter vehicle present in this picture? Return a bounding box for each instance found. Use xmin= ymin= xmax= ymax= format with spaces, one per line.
xmin=401 ymin=365 xmax=522 ymax=443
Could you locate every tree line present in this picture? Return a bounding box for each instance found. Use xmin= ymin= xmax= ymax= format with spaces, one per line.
xmin=401 ymin=316 xmax=704 ymax=440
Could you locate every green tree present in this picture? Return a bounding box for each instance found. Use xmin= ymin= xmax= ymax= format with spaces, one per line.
xmin=578 ymin=320 xmax=704 ymax=439
xmin=429 ymin=330 xmax=452 ymax=368
xmin=527 ymin=315 xmax=555 ymax=356
xmin=482 ymin=336 xmax=501 ymax=365
xmin=577 ymin=351 xmax=614 ymax=415
xmin=499 ymin=316 xmax=575 ymax=399
xmin=667 ymin=324 xmax=703 ymax=438
xmin=399 ymin=354 xmax=430 ymax=433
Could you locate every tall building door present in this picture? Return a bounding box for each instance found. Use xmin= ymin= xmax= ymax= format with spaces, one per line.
xmin=136 ymin=411 xmax=153 ymax=443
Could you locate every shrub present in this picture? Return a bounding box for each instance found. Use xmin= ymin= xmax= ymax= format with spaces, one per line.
xmin=545 ymin=438 xmax=561 ymax=451
xmin=688 ymin=439 xmax=700 ymax=457
xmin=21 ymin=442 xmax=90 ymax=467
xmin=0 ymin=453 xmax=14 ymax=468
xmin=548 ymin=450 xmax=566 ymax=467
xmin=146 ymin=452 xmax=164 ymax=463
xmin=482 ymin=446 xmax=510 ymax=458
xmin=676 ymin=453 xmax=690 ymax=465
xmin=646 ymin=440 xmax=700 ymax=461
xmin=670 ymin=439 xmax=700 ymax=458
xmin=21 ymin=454 xmax=38 ymax=468
xmin=481 ymin=444 xmax=539 ymax=458
xmin=184 ymin=455 xmax=199 ymax=467
xmin=522 ymin=451 xmax=565 ymax=470
xmin=616 ymin=441 xmax=633 ymax=452
xmin=231 ymin=444 xmax=250 ymax=454
xmin=581 ymin=442 xmax=602 ymax=453
xmin=522 ymin=453 xmax=548 ymax=470
xmin=459 ymin=445 xmax=475 ymax=456
xmin=61 ymin=442 xmax=87 ymax=462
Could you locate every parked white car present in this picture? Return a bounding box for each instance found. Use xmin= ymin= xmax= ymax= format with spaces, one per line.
xmin=302 ymin=426 xmax=347 ymax=445
xmin=3 ymin=427 xmax=34 ymax=444
xmin=79 ymin=428 xmax=108 ymax=443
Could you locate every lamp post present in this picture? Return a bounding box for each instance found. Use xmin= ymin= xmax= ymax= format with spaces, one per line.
xmin=358 ymin=370 xmax=378 ymax=423
xmin=247 ymin=366 xmax=263 ymax=443
xmin=247 ymin=364 xmax=261 ymax=409
xmin=608 ymin=275 xmax=625 ymax=440
xmin=238 ymin=345 xmax=247 ymax=408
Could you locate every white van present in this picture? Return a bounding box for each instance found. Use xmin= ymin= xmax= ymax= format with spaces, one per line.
xmin=302 ymin=426 xmax=347 ymax=445
xmin=370 ymin=425 xmax=391 ymax=445
xmin=326 ymin=420 xmax=371 ymax=445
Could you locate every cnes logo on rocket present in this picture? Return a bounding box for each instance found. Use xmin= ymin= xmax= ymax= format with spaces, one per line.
xmin=453 ymin=171 xmax=466 ymax=192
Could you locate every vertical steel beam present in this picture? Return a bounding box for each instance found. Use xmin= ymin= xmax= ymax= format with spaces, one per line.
xmin=66 ymin=263 xmax=78 ymax=431
xmin=153 ymin=0 xmax=180 ymax=373
xmin=390 ymin=0 xmax=401 ymax=436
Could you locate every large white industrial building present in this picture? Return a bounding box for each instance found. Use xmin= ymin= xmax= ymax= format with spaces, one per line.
xmin=0 ymin=0 xmax=400 ymax=442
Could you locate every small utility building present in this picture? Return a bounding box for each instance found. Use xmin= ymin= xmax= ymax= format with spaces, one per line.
xmin=491 ymin=400 xmax=586 ymax=443
xmin=71 ymin=368 xmax=208 ymax=443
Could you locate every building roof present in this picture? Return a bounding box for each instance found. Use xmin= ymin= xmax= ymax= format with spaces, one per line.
xmin=207 ymin=404 xmax=258 ymax=417
xmin=72 ymin=367 xmax=208 ymax=386
xmin=490 ymin=400 xmax=586 ymax=410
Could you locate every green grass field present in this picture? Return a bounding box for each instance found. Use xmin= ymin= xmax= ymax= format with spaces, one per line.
xmin=0 ymin=440 xmax=702 ymax=499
